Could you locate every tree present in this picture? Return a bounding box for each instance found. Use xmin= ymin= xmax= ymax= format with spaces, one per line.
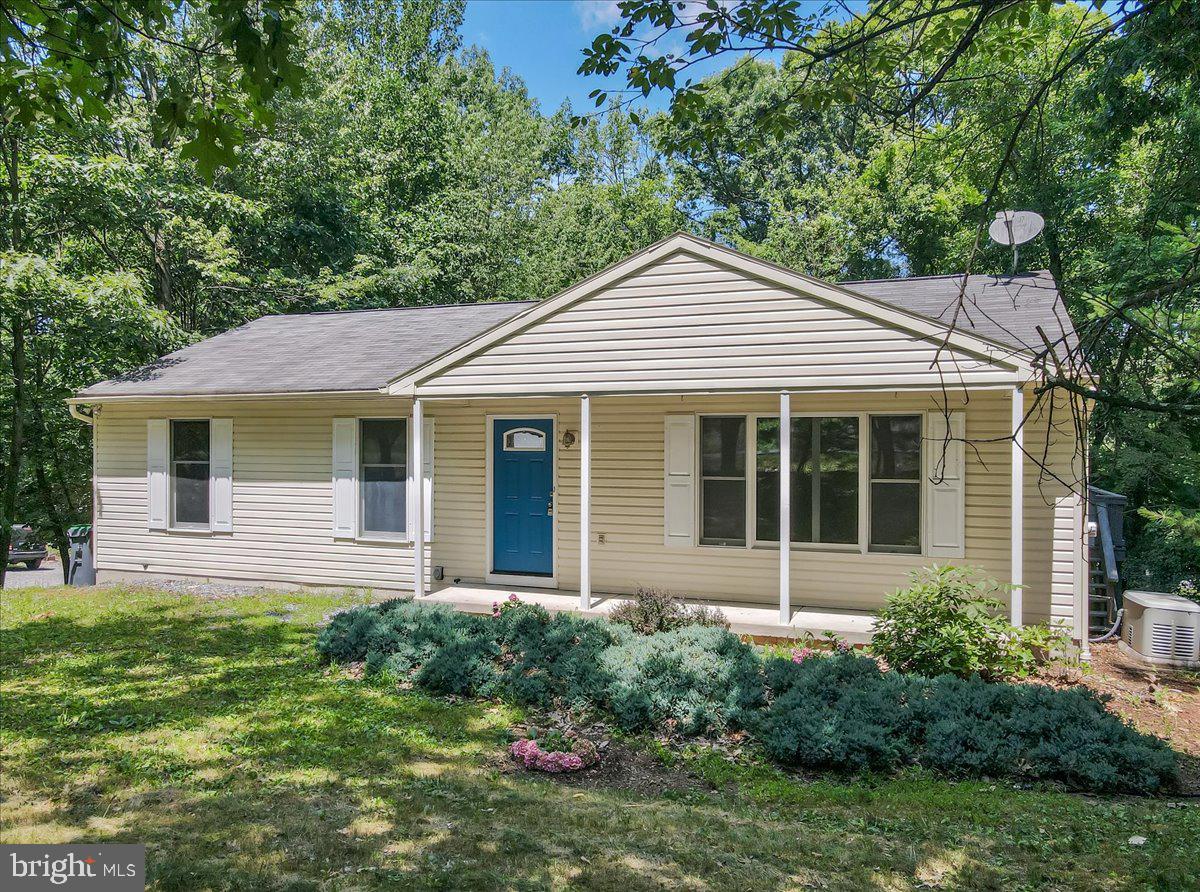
xmin=0 ymin=1 xmax=305 ymax=584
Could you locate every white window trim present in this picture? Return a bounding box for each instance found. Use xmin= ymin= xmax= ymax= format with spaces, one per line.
xmin=692 ymin=410 xmax=928 ymax=557
xmin=356 ymin=415 xmax=413 ymax=543
xmin=749 ymin=412 xmax=865 ymax=553
xmin=696 ymin=414 xmax=751 ymax=548
xmin=866 ymin=411 xmax=926 ymax=555
xmin=168 ymin=417 xmax=213 ymax=533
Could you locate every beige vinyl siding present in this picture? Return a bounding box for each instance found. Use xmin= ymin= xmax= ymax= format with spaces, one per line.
xmin=416 ymin=254 xmax=1018 ymax=396
xmin=94 ymin=395 xmax=425 ymax=590
xmin=94 ymin=389 xmax=1081 ymax=628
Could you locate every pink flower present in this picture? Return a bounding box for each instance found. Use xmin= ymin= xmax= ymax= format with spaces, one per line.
xmin=509 ymin=737 xmax=590 ymax=773
xmin=791 ymin=646 xmax=815 ymax=664
xmin=508 ymin=593 xmax=520 ymax=603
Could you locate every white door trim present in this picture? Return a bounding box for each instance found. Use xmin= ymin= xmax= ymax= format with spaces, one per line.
xmin=485 ymin=413 xmax=559 ymax=588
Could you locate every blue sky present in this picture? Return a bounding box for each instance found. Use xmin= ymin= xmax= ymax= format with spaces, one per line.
xmin=461 ymin=0 xmax=735 ymax=114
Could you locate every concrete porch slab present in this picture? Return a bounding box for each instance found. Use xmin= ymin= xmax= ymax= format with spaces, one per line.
xmin=424 ymin=581 xmax=876 ymax=643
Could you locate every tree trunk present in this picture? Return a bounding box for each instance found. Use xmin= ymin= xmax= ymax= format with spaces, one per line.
xmin=0 ymin=319 xmax=26 ymax=590
xmin=32 ymin=447 xmax=70 ymax=584
xmin=0 ymin=129 xmax=23 ymax=589
xmin=28 ymin=358 xmax=78 ymax=583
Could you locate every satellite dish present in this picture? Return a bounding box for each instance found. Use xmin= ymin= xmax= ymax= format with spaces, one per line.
xmin=988 ymin=210 xmax=1044 ymax=274
xmin=989 ymin=210 xmax=1044 ymax=246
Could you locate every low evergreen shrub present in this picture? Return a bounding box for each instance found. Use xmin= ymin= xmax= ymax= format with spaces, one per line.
xmin=919 ymin=674 xmax=1178 ymax=793
xmin=753 ymin=653 xmax=1177 ymax=794
xmin=600 ymin=625 xmax=763 ymax=734
xmin=316 ymin=597 xmax=1177 ymax=794
xmin=489 ymin=601 xmax=626 ymax=707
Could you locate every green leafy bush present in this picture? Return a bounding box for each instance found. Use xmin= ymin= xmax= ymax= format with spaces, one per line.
xmin=607 ymin=587 xmax=730 ymax=635
xmin=316 ymin=596 xmax=411 ymax=663
xmin=364 ymin=601 xmax=498 ymax=695
xmin=489 ymin=601 xmax=626 ymax=707
xmin=751 ymin=654 xmax=922 ymax=772
xmin=752 ymin=654 xmax=1177 ymax=793
xmin=870 ymin=565 xmax=1067 ymax=680
xmin=317 ymin=597 xmax=1177 ymax=794
xmin=919 ymin=675 xmax=1177 ymax=793
xmin=600 ymin=625 xmax=763 ymax=734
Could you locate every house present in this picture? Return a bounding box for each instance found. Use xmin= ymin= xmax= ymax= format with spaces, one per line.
xmin=71 ymin=233 xmax=1089 ymax=647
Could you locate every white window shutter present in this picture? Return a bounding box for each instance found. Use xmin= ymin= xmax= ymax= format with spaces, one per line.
xmin=332 ymin=418 xmax=357 ymax=539
xmin=663 ymin=414 xmax=696 ymax=547
xmin=147 ymin=419 xmax=168 ymax=530
xmin=210 ymin=418 xmax=233 ymax=532
xmin=926 ymin=410 xmax=966 ymax=557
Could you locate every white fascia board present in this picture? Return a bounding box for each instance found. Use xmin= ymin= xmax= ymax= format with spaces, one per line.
xmin=388 ymin=233 xmax=1032 ymax=395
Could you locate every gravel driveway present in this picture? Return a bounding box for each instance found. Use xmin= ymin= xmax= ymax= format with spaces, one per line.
xmin=3 ymin=559 xmax=66 ymax=589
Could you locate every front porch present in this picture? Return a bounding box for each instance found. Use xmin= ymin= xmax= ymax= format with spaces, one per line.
xmin=425 ymin=580 xmax=877 ymax=643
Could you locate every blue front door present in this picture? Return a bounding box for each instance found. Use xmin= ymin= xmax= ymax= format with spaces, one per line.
xmin=492 ymin=419 xmax=554 ymax=576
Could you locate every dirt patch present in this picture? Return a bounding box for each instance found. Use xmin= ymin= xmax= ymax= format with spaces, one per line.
xmin=1072 ymin=643 xmax=1198 ymax=756
xmin=491 ymin=742 xmax=713 ymax=797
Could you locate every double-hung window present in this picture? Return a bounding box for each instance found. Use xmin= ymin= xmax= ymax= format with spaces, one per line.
xmin=360 ymin=418 xmax=408 ymax=536
xmin=693 ymin=412 xmax=925 ymax=553
xmin=868 ymin=415 xmax=922 ymax=553
xmin=171 ymin=420 xmax=210 ymax=528
xmin=699 ymin=416 xmax=747 ymax=546
xmin=756 ymin=416 xmax=859 ymax=545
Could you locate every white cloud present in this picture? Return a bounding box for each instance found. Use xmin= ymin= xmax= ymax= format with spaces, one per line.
xmin=574 ymin=0 xmax=623 ymax=32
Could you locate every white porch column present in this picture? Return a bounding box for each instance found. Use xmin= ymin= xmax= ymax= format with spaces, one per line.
xmin=580 ymin=394 xmax=591 ymax=611
xmin=779 ymin=391 xmax=791 ymax=626
xmin=1010 ymin=385 xmax=1023 ymax=626
xmin=412 ymin=397 xmax=425 ymax=598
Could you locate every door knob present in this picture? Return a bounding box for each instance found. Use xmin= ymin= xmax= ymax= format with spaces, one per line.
xmin=547 ymin=497 xmax=554 ymax=516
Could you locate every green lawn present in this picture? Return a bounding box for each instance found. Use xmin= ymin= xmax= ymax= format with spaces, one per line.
xmin=2 ymin=587 xmax=1195 ymax=891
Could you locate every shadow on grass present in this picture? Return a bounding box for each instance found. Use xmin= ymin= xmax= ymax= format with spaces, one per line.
xmin=2 ymin=594 xmax=1196 ymax=891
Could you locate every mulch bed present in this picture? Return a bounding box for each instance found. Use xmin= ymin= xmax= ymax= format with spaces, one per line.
xmin=489 ymin=741 xmax=714 ymax=797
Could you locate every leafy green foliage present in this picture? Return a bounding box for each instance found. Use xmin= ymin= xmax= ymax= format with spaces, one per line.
xmin=0 ymin=1 xmax=304 ymax=178
xmin=753 ymin=654 xmax=1177 ymax=794
xmin=316 ymin=598 xmax=1175 ymax=793
xmin=600 ymin=625 xmax=764 ymax=734
xmin=870 ymin=566 xmax=1069 ymax=681
xmin=607 ymin=586 xmax=730 ymax=635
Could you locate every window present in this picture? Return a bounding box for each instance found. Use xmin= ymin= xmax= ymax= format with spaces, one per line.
xmin=700 ymin=416 xmax=746 ymax=546
xmin=756 ymin=416 xmax=859 ymax=545
xmin=503 ymin=428 xmax=546 ymax=451
xmin=360 ymin=418 xmax=407 ymax=536
xmin=171 ymin=419 xmax=210 ymax=527
xmin=869 ymin=415 xmax=922 ymax=553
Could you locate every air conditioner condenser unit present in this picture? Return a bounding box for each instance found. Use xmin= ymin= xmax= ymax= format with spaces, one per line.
xmin=1120 ymin=590 xmax=1200 ymax=669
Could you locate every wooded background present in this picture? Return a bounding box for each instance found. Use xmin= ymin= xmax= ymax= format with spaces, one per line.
xmin=2 ymin=0 xmax=1196 ymax=591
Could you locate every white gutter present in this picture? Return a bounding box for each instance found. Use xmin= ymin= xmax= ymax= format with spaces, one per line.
xmin=66 ymin=388 xmax=386 ymax=404
xmin=68 ymin=402 xmax=95 ymax=425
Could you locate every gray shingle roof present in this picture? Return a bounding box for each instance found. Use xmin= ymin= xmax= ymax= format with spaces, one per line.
xmin=76 ymin=301 xmax=535 ymax=398
xmin=77 ymin=266 xmax=1072 ymax=399
xmin=846 ymin=270 xmax=1073 ymax=357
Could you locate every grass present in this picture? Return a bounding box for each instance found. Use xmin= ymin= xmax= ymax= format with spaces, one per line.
xmin=1 ymin=586 xmax=1196 ymax=891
